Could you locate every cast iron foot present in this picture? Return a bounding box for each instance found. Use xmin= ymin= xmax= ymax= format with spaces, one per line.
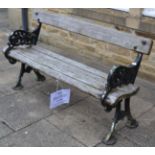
xmin=34 ymin=70 xmax=46 ymax=82
xmin=36 ymin=74 xmax=46 ymax=81
xmin=126 ymin=119 xmax=138 ymax=129
xmin=102 ymin=135 xmax=117 ymax=145
xmin=13 ymin=83 xmax=24 ymax=90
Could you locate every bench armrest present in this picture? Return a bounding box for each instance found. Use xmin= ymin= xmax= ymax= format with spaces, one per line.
xmin=3 ymin=21 xmax=42 ymax=64
xmin=101 ymin=53 xmax=143 ymax=111
xmin=8 ymin=21 xmax=41 ymax=47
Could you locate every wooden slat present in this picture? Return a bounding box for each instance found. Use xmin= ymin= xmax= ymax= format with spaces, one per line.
xmin=33 ymin=12 xmax=153 ymax=54
xmin=102 ymin=84 xmax=139 ymax=105
xmin=70 ymin=8 xmax=127 ymax=27
xmin=9 ymin=49 xmax=103 ymax=98
xmin=33 ymin=45 xmax=107 ymax=79
xmin=18 ymin=48 xmax=106 ymax=90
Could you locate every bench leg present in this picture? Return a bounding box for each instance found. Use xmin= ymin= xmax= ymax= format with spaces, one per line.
xmin=13 ymin=63 xmax=46 ymax=90
xmin=13 ymin=63 xmax=25 ymax=90
xmin=103 ymin=102 xmax=122 ymax=145
xmin=125 ymin=98 xmax=138 ymax=128
xmin=33 ymin=70 xmax=46 ymax=81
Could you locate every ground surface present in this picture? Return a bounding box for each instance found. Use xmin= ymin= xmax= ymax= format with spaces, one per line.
xmin=0 ymin=9 xmax=155 ymax=147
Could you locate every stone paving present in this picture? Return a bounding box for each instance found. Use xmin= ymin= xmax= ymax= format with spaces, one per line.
xmin=0 ymin=9 xmax=155 ymax=147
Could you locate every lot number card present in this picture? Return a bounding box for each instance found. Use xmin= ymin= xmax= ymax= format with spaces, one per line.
xmin=50 ymin=89 xmax=71 ymax=109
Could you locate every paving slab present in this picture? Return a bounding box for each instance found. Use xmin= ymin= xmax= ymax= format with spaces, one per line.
xmin=0 ymin=58 xmax=19 ymax=72
xmin=129 ymin=96 xmax=153 ymax=118
xmin=0 ymin=120 xmax=83 ymax=147
xmin=0 ymin=51 xmax=6 ymax=62
xmin=0 ymin=91 xmax=4 ymax=98
xmin=118 ymin=107 xmax=155 ymax=147
xmin=0 ymin=122 xmax=13 ymax=139
xmin=0 ymin=88 xmax=53 ymax=131
xmin=0 ymin=67 xmax=19 ymax=96
xmin=0 ymin=75 xmax=90 ymax=132
xmin=0 ymin=66 xmax=19 ymax=85
xmin=136 ymin=78 xmax=155 ymax=104
xmin=46 ymin=96 xmax=114 ymax=146
xmin=139 ymin=107 xmax=155 ymax=127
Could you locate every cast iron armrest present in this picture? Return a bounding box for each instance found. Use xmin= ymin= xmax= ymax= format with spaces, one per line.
xmin=101 ymin=53 xmax=143 ymax=111
xmin=3 ymin=21 xmax=42 ymax=64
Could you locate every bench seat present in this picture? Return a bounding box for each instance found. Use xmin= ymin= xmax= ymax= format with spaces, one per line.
xmin=6 ymin=44 xmax=139 ymax=105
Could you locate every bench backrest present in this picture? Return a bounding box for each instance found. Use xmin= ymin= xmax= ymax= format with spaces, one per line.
xmin=33 ymin=12 xmax=153 ymax=55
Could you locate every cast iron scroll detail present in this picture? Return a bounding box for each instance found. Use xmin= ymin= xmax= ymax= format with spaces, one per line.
xmin=4 ymin=21 xmax=42 ymax=64
xmin=101 ymin=53 xmax=143 ymax=111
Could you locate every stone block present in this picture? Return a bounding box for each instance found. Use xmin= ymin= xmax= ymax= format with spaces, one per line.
xmin=0 ymin=88 xmax=52 ymax=131
xmin=0 ymin=120 xmax=83 ymax=147
xmin=8 ymin=9 xmax=22 ymax=29
xmin=126 ymin=17 xmax=140 ymax=29
xmin=0 ymin=122 xmax=13 ymax=139
xmin=129 ymin=9 xmax=143 ymax=17
xmin=112 ymin=54 xmax=132 ymax=65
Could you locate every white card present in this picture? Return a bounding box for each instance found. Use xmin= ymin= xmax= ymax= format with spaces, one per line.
xmin=50 ymin=89 xmax=71 ymax=109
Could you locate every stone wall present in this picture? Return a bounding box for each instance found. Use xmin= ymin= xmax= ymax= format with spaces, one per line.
xmin=8 ymin=8 xmax=155 ymax=81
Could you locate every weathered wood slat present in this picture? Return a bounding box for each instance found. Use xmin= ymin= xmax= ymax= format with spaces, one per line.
xmin=102 ymin=84 xmax=139 ymax=105
xmin=33 ymin=12 xmax=153 ymax=54
xmin=29 ymin=50 xmax=105 ymax=86
xmin=34 ymin=45 xmax=107 ymax=79
xmin=17 ymin=48 xmax=106 ymax=90
xmin=9 ymin=49 xmax=103 ymax=98
xmin=70 ymin=8 xmax=127 ymax=27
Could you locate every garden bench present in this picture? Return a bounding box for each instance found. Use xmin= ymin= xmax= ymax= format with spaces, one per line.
xmin=2 ymin=11 xmax=153 ymax=145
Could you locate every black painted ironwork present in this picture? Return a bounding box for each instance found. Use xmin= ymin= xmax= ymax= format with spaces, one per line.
xmin=101 ymin=53 xmax=143 ymax=111
xmin=33 ymin=70 xmax=46 ymax=81
xmin=13 ymin=63 xmax=26 ymax=90
xmin=4 ymin=21 xmax=42 ymax=64
xmin=4 ymin=45 xmax=17 ymax=64
xmin=3 ymin=20 xmax=46 ymax=90
xmin=102 ymin=97 xmax=139 ymax=145
xmin=101 ymin=53 xmax=142 ymax=145
xmin=125 ymin=97 xmax=138 ymax=128
xmin=103 ymin=97 xmax=139 ymax=145
xmin=13 ymin=63 xmax=46 ymax=90
xmin=103 ymin=101 xmax=122 ymax=145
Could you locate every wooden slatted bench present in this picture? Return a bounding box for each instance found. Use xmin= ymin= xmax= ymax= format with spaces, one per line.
xmin=2 ymin=11 xmax=153 ymax=145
